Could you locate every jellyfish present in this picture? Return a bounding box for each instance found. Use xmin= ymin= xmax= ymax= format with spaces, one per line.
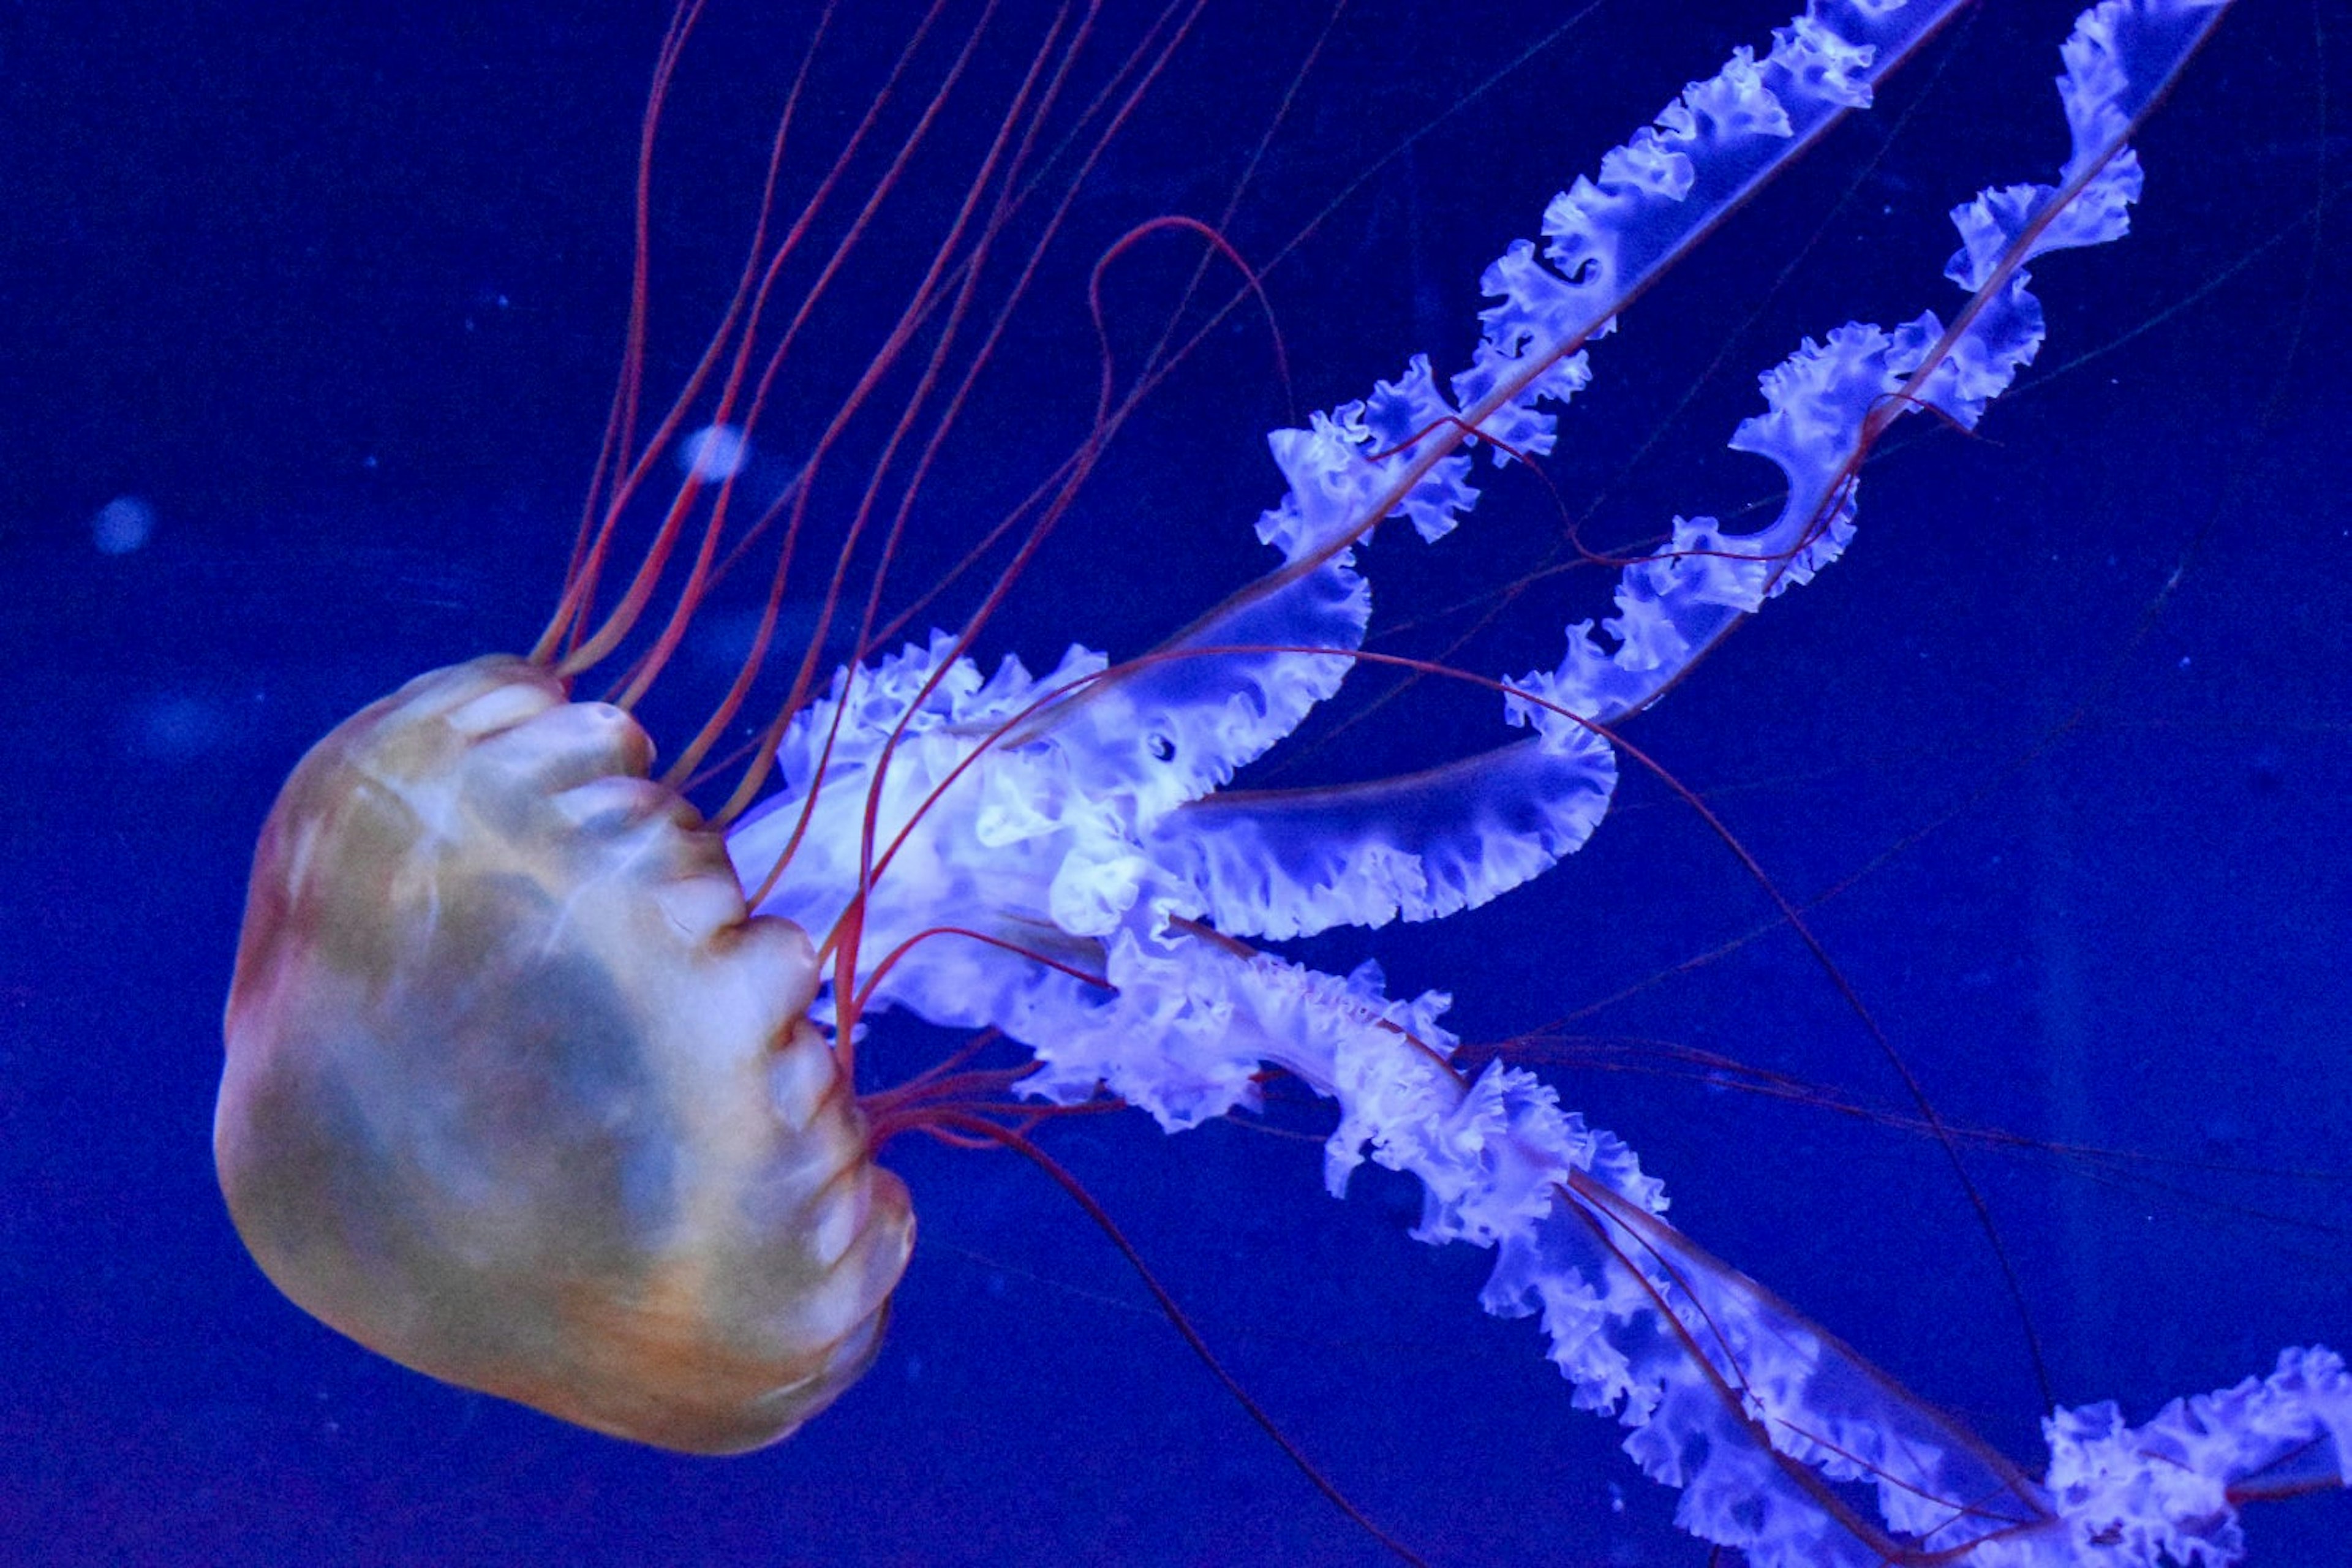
xmin=213 ymin=0 xmax=2345 ymax=1562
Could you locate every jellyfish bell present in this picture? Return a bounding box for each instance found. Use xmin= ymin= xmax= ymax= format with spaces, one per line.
xmin=216 ymin=654 xmax=913 ymax=1454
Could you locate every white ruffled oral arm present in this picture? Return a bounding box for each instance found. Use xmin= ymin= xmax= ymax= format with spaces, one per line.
xmin=734 ymin=4 xmax=2339 ymax=1562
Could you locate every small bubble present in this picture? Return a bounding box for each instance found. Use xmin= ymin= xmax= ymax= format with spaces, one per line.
xmin=91 ymin=495 xmax=156 ymax=555
xmin=681 ymin=423 xmax=749 ymax=481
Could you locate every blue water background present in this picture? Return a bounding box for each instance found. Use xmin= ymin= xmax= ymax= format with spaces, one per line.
xmin=4 ymin=1 xmax=2346 ymax=1563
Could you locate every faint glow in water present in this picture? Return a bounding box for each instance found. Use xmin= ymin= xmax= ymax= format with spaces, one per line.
xmin=91 ymin=496 xmax=156 ymax=555
xmin=679 ymin=423 xmax=748 ymax=481
xmin=121 ymin=691 xmax=225 ymax=761
xmin=687 ymin=602 xmax=834 ymax=674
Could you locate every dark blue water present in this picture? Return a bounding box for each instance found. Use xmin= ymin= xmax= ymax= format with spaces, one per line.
xmin=6 ymin=2 xmax=2345 ymax=1563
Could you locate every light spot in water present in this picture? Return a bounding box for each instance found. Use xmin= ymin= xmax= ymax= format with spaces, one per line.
xmin=687 ymin=602 xmax=835 ymax=674
xmin=91 ymin=496 xmax=156 ymax=556
xmin=121 ymin=692 xmax=228 ymax=761
xmin=680 ymin=423 xmax=749 ymax=481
